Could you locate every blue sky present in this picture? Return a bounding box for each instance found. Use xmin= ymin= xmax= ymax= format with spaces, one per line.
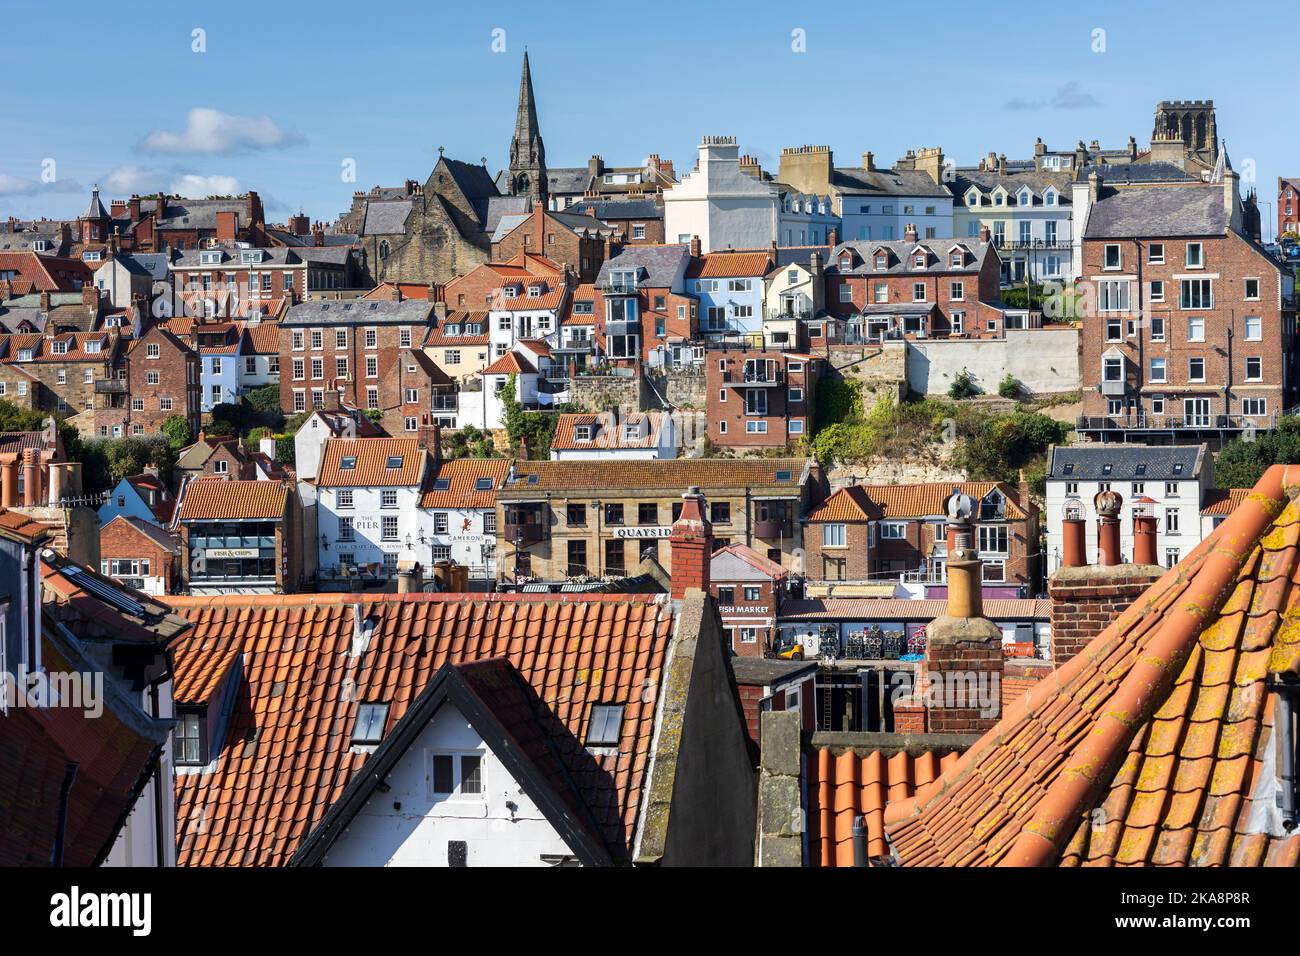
xmin=1 ymin=0 xmax=1289 ymax=237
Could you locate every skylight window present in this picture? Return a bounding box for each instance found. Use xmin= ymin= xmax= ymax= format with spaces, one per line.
xmin=1102 ymin=463 xmax=1113 ymax=475
xmin=1173 ymin=463 xmax=1184 ymax=475
xmin=386 ymin=456 xmax=404 ymax=469
xmin=474 ymin=477 xmax=493 ymax=491
xmin=340 ymin=456 xmax=358 ymax=470
xmin=1135 ymin=463 xmax=1147 ymax=476
xmin=1062 ymin=463 xmax=1074 ymax=475
xmin=433 ymin=477 xmax=451 ymax=490
xmin=586 ymin=704 xmax=625 ymax=746
xmin=775 ymin=470 xmax=792 ymax=482
xmin=352 ymin=702 xmax=389 ymax=745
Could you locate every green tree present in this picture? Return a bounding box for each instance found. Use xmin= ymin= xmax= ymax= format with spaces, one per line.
xmin=160 ymin=414 xmax=192 ymax=450
xmin=246 ymin=384 xmax=286 ymax=431
xmin=1215 ymin=418 xmax=1300 ymax=488
xmin=952 ymin=410 xmax=1068 ymax=487
xmin=501 ymin=375 xmax=560 ymax=458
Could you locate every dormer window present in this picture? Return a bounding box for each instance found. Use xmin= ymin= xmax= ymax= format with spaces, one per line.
xmin=31 ymin=239 xmax=49 ymax=252
xmin=623 ymin=423 xmax=639 ymax=442
xmin=1043 ymin=188 xmax=1057 ymax=206
xmin=18 ymin=349 xmax=33 ymax=362
xmin=1018 ymin=189 xmax=1034 ymax=206
xmin=502 ymin=285 xmax=518 ymax=299
xmin=575 ymin=424 xmax=593 ymax=442
xmin=528 ymin=284 xmax=543 ymax=297
xmin=445 ymin=324 xmax=460 ymax=336
xmin=950 ymin=251 xmax=963 ymax=267
xmin=913 ymin=253 xmax=926 ymax=268
xmin=965 ymin=190 xmax=981 ymax=207
xmin=174 ymin=710 xmax=208 ymax=766
xmin=85 ymin=339 xmax=101 ymax=353
xmin=200 ymin=251 xmax=221 ymax=265
xmin=842 ymin=254 xmax=855 ymax=271
xmin=873 ymin=253 xmax=886 ymax=270
xmin=240 ymin=250 xmax=264 ymax=264
xmin=51 ymin=340 xmax=68 ymax=354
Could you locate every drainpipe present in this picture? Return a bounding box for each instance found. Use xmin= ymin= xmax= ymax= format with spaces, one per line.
xmin=52 ymin=762 xmax=79 ymax=866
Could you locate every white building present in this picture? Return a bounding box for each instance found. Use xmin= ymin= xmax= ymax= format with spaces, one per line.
xmin=763 ymin=248 xmax=825 ymax=347
xmin=458 ymin=341 xmax=553 ymax=431
xmin=952 ymin=167 xmax=1073 ymax=286
xmin=1044 ymin=444 xmax=1212 ymax=573
xmin=664 ymin=136 xmax=784 ymax=252
xmin=836 ymin=152 xmax=953 ymax=243
xmin=549 ymin=411 xmax=677 ymax=460
xmin=316 ymin=437 xmax=429 ymax=585
xmin=416 ymin=457 xmax=506 ymax=579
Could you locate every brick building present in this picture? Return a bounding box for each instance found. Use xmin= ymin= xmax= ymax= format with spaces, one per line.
xmin=111 ymin=324 xmax=201 ymax=438
xmin=1278 ymin=176 xmax=1299 ymax=239
xmin=278 ymin=299 xmax=433 ymax=414
xmin=802 ymin=481 xmax=1039 ymax=591
xmin=490 ymin=206 xmax=617 ymax=283
xmin=439 ymin=253 xmax=563 ymax=313
xmin=710 ymin=543 xmax=788 ymax=656
xmin=823 ymin=227 xmax=1006 ymax=339
xmin=591 ymin=243 xmax=698 ymax=366
xmin=704 ymin=344 xmax=819 ymax=450
xmin=91 ymin=191 xmax=269 ymax=253
xmin=1077 ymin=169 xmax=1297 ymax=441
xmin=494 ymin=458 xmax=817 ymax=583
xmin=98 ymin=514 xmax=181 ymax=596
xmin=0 ymin=329 xmax=124 ymax=426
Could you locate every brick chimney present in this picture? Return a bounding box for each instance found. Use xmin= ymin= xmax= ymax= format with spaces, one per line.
xmin=669 ymin=486 xmax=712 ymax=600
xmin=862 ymin=151 xmax=875 ymax=171
xmin=978 ymin=223 xmax=991 ymax=243
xmin=689 ymin=235 xmax=701 ymax=258
xmin=21 ymin=448 xmax=40 ymax=506
xmin=1047 ymin=488 xmax=1163 ymax=666
xmin=903 ymin=223 xmax=918 ymax=244
xmin=918 ymin=490 xmax=1003 ymax=734
xmin=216 ymin=210 xmax=238 ymax=244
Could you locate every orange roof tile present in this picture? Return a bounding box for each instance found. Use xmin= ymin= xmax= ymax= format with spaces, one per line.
xmin=502 ymin=458 xmax=810 ymax=493
xmin=685 ymin=251 xmax=772 ymax=279
xmin=243 ymin=321 xmax=281 ymax=354
xmin=1201 ymin=487 xmax=1250 ymax=516
xmin=482 ymin=351 xmax=536 ymax=375
xmin=0 ymin=507 xmax=51 ymax=542
xmin=808 ymin=748 xmax=964 ymax=865
xmin=883 ymin=465 xmax=1300 ymax=867
xmin=176 ymin=480 xmax=289 ymax=521
xmin=550 ymin=411 xmax=669 ymax=451
xmin=164 ymin=592 xmax=675 ymax=865
xmin=420 ymin=457 xmax=510 ymax=509
xmin=318 ymin=437 xmax=425 ymax=488
xmin=808 ymin=482 xmax=1028 ymax=522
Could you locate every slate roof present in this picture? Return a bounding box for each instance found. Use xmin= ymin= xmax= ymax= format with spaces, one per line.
xmin=952 ymin=169 xmax=1072 ymax=206
xmin=1079 ymin=162 xmax=1198 ymax=184
xmin=154 ymin=198 xmax=251 ymax=231
xmin=832 ymin=167 xmax=951 ymax=199
xmin=1084 ymin=183 xmax=1227 ymax=239
xmin=359 ymin=199 xmax=413 ymax=236
xmin=282 ymin=299 xmax=432 ymax=327
xmin=729 ymin=656 xmax=818 ymax=687
xmin=827 ymin=239 xmax=993 ymax=276
xmin=164 ymin=591 xmax=676 ymax=865
xmin=1046 ymin=443 xmax=1206 ymax=481
xmin=576 ymin=198 xmax=663 ymax=220
xmin=883 ymin=465 xmax=1300 ymax=866
xmin=107 ymin=514 xmax=181 ymax=553
xmin=595 ymin=243 xmax=691 ymax=288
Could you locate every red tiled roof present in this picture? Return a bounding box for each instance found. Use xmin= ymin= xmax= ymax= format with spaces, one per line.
xmin=1201 ymin=487 xmax=1249 ymax=516
xmin=0 ymin=507 xmax=51 ymax=542
xmin=243 ymin=321 xmax=281 ymax=354
xmin=419 ymin=457 xmax=509 ymax=509
xmin=808 ymin=748 xmax=964 ymax=865
xmin=164 ymin=592 xmax=675 ymax=865
xmin=685 ymin=251 xmax=772 ymax=279
xmin=550 ymin=411 xmax=668 ymax=451
xmin=318 ymin=438 xmax=425 ymax=488
xmin=884 ymin=466 xmax=1300 ymax=867
xmin=482 ymin=351 xmax=536 ymax=375
xmin=176 ymin=480 xmax=289 ymax=521
xmin=0 ymin=251 xmax=92 ymax=292
xmin=808 ymin=482 xmax=1028 ymax=522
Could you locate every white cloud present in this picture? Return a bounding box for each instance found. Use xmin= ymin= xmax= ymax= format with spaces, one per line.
xmin=1005 ymin=82 xmax=1102 ymax=112
xmin=0 ymin=172 xmax=83 ymax=196
xmin=102 ymin=165 xmax=168 ymax=195
xmin=171 ymin=174 xmax=243 ymax=198
xmin=137 ymin=107 xmax=304 ymax=155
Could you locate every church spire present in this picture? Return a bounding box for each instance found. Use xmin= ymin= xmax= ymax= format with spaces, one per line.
xmin=508 ymin=51 xmax=547 ymax=203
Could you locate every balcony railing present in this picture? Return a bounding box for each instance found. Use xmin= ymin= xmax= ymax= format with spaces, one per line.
xmin=504 ymin=522 xmax=544 ymax=545
xmin=598 ymin=280 xmax=638 ymax=295
xmin=992 ymin=238 xmax=1072 ymax=251
xmin=1077 ymin=413 xmax=1279 ymax=432
xmin=742 ymin=362 xmax=782 ymax=386
xmin=431 ymin=396 xmax=458 ymax=411
xmin=94 ymin=379 xmax=128 ymax=394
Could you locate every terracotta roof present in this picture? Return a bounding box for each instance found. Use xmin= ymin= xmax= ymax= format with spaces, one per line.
xmin=808 ymin=482 xmax=1028 ymax=522
xmin=176 ymin=480 xmax=289 ymax=521
xmin=0 ymin=626 xmax=167 ymax=866
xmin=1201 ymin=487 xmax=1250 ymax=516
xmin=489 ymin=287 xmax=565 ymax=311
xmin=780 ymin=597 xmax=1050 ymax=621
xmin=685 ymin=251 xmax=772 ymax=279
xmin=243 ymin=321 xmax=281 ymax=354
xmin=318 ymin=437 xmax=425 ymax=488
xmin=0 ymin=507 xmax=51 ymax=542
xmin=482 ymin=351 xmax=536 ymax=375
xmin=502 ymin=458 xmax=810 ymax=493
xmin=808 ymin=748 xmax=963 ymax=865
xmin=551 ymin=411 xmax=668 ymax=451
xmin=883 ymin=466 xmax=1300 ymax=867
xmin=164 ymin=592 xmax=674 ymax=865
xmin=806 ymin=486 xmax=878 ymax=522
xmin=420 ymin=457 xmax=509 ymax=509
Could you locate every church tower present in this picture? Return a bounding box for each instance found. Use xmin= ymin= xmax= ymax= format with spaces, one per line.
xmin=507 ymin=52 xmax=547 ymax=204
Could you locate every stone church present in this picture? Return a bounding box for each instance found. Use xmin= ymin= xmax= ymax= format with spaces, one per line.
xmin=338 ymin=53 xmax=551 ymax=287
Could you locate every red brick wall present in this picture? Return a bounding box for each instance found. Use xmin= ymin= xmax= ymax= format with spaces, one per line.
xmin=804 ymin=520 xmax=872 ymax=581
xmin=279 ymin=321 xmax=419 ymax=414
xmin=99 ymin=519 xmax=178 ymax=594
xmin=1047 ymin=566 xmax=1163 ymax=664
xmin=705 ymin=351 xmax=815 ymax=450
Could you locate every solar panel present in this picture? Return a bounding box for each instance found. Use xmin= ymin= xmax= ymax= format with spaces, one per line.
xmin=60 ymin=565 xmax=147 ymax=619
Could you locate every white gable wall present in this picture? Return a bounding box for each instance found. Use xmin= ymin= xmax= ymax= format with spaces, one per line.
xmin=320 ymin=702 xmax=578 ymax=867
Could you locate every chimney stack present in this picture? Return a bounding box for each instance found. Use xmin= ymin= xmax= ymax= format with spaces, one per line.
xmin=1095 ymin=489 xmax=1123 ymax=566
xmin=689 ymin=234 xmax=701 ymax=258
xmin=669 ymin=486 xmax=713 ymax=600
xmin=903 ymin=223 xmax=918 ymax=244
xmin=1061 ymin=497 xmax=1086 ymax=568
xmin=978 ymin=223 xmax=991 ymax=243
xmin=862 ymin=151 xmax=875 ymax=171
xmin=1132 ymin=497 xmax=1158 ymax=566
xmin=918 ymin=490 xmax=1003 ymax=734
xmin=1088 ymin=170 xmax=1101 ymax=204
xmin=1 ymin=457 xmax=17 ymax=508
xmin=21 ymin=448 xmax=40 ymax=506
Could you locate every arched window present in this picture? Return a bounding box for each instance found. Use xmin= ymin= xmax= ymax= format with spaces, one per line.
xmin=379 ymin=240 xmax=390 ymax=261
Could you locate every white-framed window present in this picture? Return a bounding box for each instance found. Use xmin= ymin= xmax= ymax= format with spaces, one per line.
xmin=364 ymin=328 xmax=377 ymax=348
xmin=1097 ymin=279 xmax=1130 ymax=312
xmin=430 ymin=752 xmax=484 ymax=800
xmin=1149 ymin=357 xmax=1167 ymax=383
xmin=337 ymin=517 xmax=355 ymax=542
xmin=1243 ymin=397 xmax=1268 ymax=416
xmin=822 ymin=523 xmax=847 ymax=548
xmin=1245 ymin=316 xmax=1262 ymax=341
xmin=789 ymin=419 xmax=804 ymax=434
xmin=147 ymin=370 xmax=160 ymax=385
xmin=1149 ymin=280 xmax=1164 ymax=303
xmin=337 ymin=489 xmax=354 ymax=509
xmin=293 ymin=390 xmax=305 ymax=412
xmin=381 ymin=489 xmax=398 ymax=509
xmin=880 ymin=522 xmax=906 ymax=539
xmin=978 ymin=525 xmax=1008 ymax=553
xmin=1180 ymin=278 xmax=1213 ymax=310
xmin=745 ymin=420 xmax=768 ymax=433
xmin=1246 ymin=356 xmax=1263 ymax=381
xmin=1185 ymin=242 xmax=1204 ymax=268
xmin=1188 ymin=357 xmax=1206 ymax=381
xmin=160 ymin=397 xmax=173 ymax=411
xmin=1188 ymin=316 xmax=1205 ymax=342
xmin=1244 ymin=278 xmax=1260 ymax=300
xmin=381 ymin=515 xmax=398 ymax=541
xmin=1148 ymin=242 xmax=1165 ymax=264
xmin=1103 ymin=244 xmax=1121 ymax=270
xmin=1166 ymin=508 xmax=1180 ymax=534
